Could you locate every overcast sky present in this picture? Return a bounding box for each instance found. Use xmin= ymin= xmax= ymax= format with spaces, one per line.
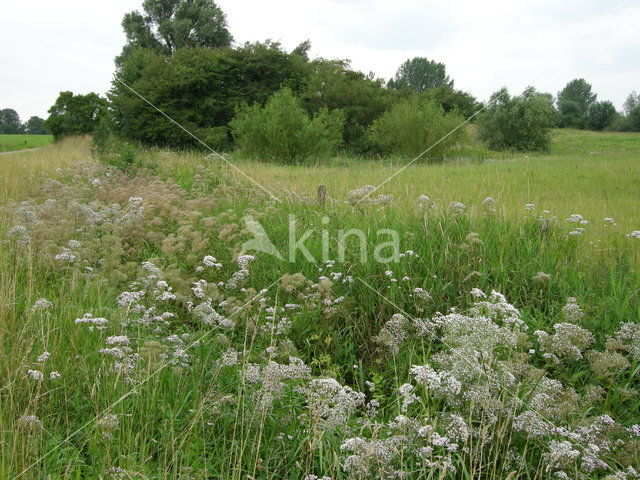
xmin=1 ymin=0 xmax=638 ymax=120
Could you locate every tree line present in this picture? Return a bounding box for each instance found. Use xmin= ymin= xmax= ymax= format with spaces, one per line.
xmin=0 ymin=109 xmax=48 ymax=135
xmin=43 ymin=0 xmax=640 ymax=162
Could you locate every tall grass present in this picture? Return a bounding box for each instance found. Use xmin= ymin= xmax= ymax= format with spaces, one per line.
xmin=0 ymin=133 xmax=639 ymax=479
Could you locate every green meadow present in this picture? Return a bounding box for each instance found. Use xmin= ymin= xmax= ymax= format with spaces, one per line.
xmin=0 ymin=134 xmax=53 ymax=153
xmin=1 ymin=130 xmax=639 ymax=479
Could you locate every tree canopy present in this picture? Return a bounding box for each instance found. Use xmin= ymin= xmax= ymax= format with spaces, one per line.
xmin=388 ymin=57 xmax=453 ymax=92
xmin=117 ymin=0 xmax=232 ymax=65
xmin=478 ymin=87 xmax=555 ymax=152
xmin=557 ymin=78 xmax=597 ymax=128
xmin=45 ymin=91 xmax=107 ymax=139
xmin=0 ymin=108 xmax=24 ymax=134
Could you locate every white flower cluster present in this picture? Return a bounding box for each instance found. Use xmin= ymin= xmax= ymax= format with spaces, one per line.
xmin=306 ymin=378 xmax=365 ymax=428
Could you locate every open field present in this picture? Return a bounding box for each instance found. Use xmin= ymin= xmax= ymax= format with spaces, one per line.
xmin=1 ymin=131 xmax=639 ymax=479
xmin=0 ymin=134 xmax=53 ymax=153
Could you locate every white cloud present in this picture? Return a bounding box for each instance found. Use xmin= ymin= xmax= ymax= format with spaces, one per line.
xmin=1 ymin=0 xmax=638 ymax=120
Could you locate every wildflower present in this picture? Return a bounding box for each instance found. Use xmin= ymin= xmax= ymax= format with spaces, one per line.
xmin=90 ymin=178 xmax=101 ymax=187
xmin=31 ymin=298 xmax=53 ymax=312
xmin=74 ymin=313 xmax=108 ymax=331
xmin=626 ymin=231 xmax=640 ymax=239
xmin=202 ymin=255 xmax=222 ymax=268
xmin=305 ymin=378 xmax=365 ymax=428
xmin=18 ymin=414 xmax=43 ymax=431
xmin=218 ymin=348 xmax=238 ymax=367
xmin=449 ymin=201 xmax=466 ymax=214
xmin=49 ymin=371 xmax=61 ymax=380
xmin=535 ymin=323 xmax=594 ymax=361
xmin=7 ymin=225 xmax=30 ymax=245
xmin=27 ymin=369 xmax=44 ymax=381
xmin=36 ymin=351 xmax=50 ymax=362
xmin=533 ymin=271 xmax=551 ymax=283
xmin=562 ymin=297 xmax=585 ymax=323
xmin=482 ymin=197 xmax=497 ymax=213
xmin=525 ymin=203 xmax=536 ymax=211
xmin=374 ymin=313 xmax=409 ymax=355
xmin=96 ymin=414 xmax=119 ymax=440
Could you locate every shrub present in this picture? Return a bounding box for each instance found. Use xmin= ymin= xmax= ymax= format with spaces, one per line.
xmin=586 ymin=101 xmax=618 ymax=131
xmin=369 ymin=96 xmax=465 ymax=159
xmin=230 ymin=88 xmax=344 ymax=163
xmin=478 ymin=87 xmax=555 ymax=152
xmin=628 ymin=105 xmax=640 ymax=132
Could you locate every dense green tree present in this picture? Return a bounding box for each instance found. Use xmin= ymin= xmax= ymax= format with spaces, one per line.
xmin=388 ymin=57 xmax=453 ymax=92
xmin=586 ymin=101 xmax=618 ymax=131
xmin=557 ymin=78 xmax=596 ymax=128
xmin=24 ymin=116 xmax=49 ymax=135
xmin=45 ymin=92 xmax=107 ymax=139
xmin=478 ymin=87 xmax=555 ymax=152
xmin=300 ymin=59 xmax=391 ymax=152
xmin=0 ymin=108 xmax=24 ymax=134
xmin=369 ymin=96 xmax=465 ymax=158
xmin=628 ymin=105 xmax=640 ymax=132
xmin=117 ymin=0 xmax=232 ymax=65
xmin=421 ymin=85 xmax=480 ymax=119
xmin=623 ymin=91 xmax=639 ymax=116
xmin=231 ymin=88 xmax=344 ymax=163
xmin=110 ymin=42 xmax=309 ymax=149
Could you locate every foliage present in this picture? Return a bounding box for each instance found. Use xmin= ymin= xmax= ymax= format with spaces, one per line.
xmin=421 ymin=85 xmax=480 ymax=119
xmin=110 ymin=42 xmax=309 ymax=149
xmin=557 ymin=78 xmax=597 ymax=128
xmin=44 ymin=91 xmax=107 ymax=140
xmin=23 ymin=116 xmax=48 ymax=135
xmin=369 ymin=95 xmax=465 ymax=158
xmin=117 ymin=0 xmax=232 ymax=65
xmin=230 ymin=88 xmax=344 ymax=163
xmin=388 ymin=57 xmax=453 ymax=92
xmin=478 ymin=87 xmax=555 ymax=152
xmin=300 ymin=59 xmax=392 ymax=153
xmin=628 ymin=105 xmax=640 ymax=132
xmin=586 ymin=100 xmax=618 ymax=131
xmin=623 ymin=91 xmax=639 ymax=116
xmin=0 ymin=108 xmax=24 ymax=134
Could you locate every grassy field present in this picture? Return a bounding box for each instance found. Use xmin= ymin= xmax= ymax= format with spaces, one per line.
xmin=0 ymin=134 xmax=53 ymax=153
xmin=1 ymin=131 xmax=639 ymax=479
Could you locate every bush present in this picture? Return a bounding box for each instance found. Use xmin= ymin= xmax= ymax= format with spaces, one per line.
xmin=478 ymin=87 xmax=555 ymax=152
xmin=587 ymin=101 xmax=618 ymax=131
xmin=628 ymin=105 xmax=640 ymax=132
xmin=230 ymin=88 xmax=344 ymax=163
xmin=369 ymin=96 xmax=466 ymax=159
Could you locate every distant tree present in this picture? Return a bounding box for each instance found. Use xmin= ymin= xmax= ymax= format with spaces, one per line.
xmin=45 ymin=91 xmax=107 ymax=139
xmin=478 ymin=87 xmax=555 ymax=152
xmin=300 ymin=59 xmax=391 ymax=153
xmin=628 ymin=105 xmax=640 ymax=132
xmin=623 ymin=91 xmax=639 ymax=116
xmin=421 ymin=85 xmax=480 ymax=119
xmin=291 ymin=40 xmax=311 ymax=60
xmin=557 ymin=78 xmax=596 ymax=128
xmin=586 ymin=101 xmax=618 ymax=131
xmin=117 ymin=0 xmax=232 ymax=65
xmin=0 ymin=108 xmax=24 ymax=134
xmin=110 ymin=42 xmax=309 ymax=149
xmin=388 ymin=57 xmax=453 ymax=92
xmin=24 ymin=116 xmax=49 ymax=135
